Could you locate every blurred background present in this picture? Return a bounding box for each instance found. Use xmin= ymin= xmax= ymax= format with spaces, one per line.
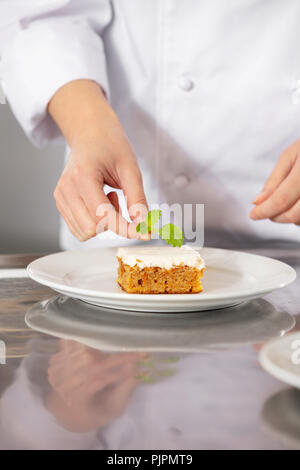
xmin=0 ymin=99 xmax=64 ymax=254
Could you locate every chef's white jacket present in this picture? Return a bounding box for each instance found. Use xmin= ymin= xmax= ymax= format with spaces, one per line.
xmin=1 ymin=0 xmax=300 ymax=249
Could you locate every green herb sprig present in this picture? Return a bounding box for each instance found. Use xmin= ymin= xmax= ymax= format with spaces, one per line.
xmin=136 ymin=210 xmax=183 ymax=247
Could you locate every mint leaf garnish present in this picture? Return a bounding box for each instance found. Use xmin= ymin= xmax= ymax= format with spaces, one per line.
xmin=136 ymin=210 xmax=183 ymax=247
xmin=160 ymin=223 xmax=183 ymax=248
xmin=147 ymin=209 xmax=162 ymax=227
xmin=136 ymin=221 xmax=149 ymax=234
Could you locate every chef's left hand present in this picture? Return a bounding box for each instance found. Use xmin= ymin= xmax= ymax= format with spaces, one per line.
xmin=250 ymin=139 xmax=300 ymax=225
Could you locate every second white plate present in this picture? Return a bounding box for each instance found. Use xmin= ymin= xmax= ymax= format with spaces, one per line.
xmin=260 ymin=332 xmax=300 ymax=389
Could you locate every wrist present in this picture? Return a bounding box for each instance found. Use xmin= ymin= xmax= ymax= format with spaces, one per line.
xmin=48 ymin=79 xmax=117 ymax=149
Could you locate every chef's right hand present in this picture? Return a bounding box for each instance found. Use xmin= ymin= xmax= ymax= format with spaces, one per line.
xmin=48 ymin=80 xmax=149 ymax=241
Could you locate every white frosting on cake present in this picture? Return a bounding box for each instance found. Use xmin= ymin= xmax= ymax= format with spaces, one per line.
xmin=117 ymin=245 xmax=205 ymax=270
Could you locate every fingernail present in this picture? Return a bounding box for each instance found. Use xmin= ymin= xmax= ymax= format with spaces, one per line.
xmin=249 ymin=209 xmax=259 ymax=220
xmin=252 ymin=195 xmax=261 ymax=204
xmin=252 ymin=189 xmax=269 ymax=205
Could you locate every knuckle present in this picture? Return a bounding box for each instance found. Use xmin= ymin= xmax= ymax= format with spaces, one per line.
xmin=58 ymin=172 xmax=73 ymax=191
xmin=70 ymin=164 xmax=82 ymax=182
xmin=275 ymin=192 xmax=290 ymax=210
xmin=53 ymin=187 xmax=60 ymax=201
xmin=81 ymin=226 xmax=96 ymax=240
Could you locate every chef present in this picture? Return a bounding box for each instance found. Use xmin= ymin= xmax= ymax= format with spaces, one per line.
xmin=1 ymin=0 xmax=300 ymax=250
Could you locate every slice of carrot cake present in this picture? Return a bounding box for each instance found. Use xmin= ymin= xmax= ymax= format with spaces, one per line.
xmin=117 ymin=245 xmax=205 ymax=294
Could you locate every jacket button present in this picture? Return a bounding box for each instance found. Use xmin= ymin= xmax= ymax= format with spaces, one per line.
xmin=178 ymin=75 xmax=194 ymax=92
xmin=174 ymin=174 xmax=189 ymax=188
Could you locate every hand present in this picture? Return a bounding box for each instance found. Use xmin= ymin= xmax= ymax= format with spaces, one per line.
xmin=49 ymin=80 xmax=149 ymax=241
xmin=47 ymin=340 xmax=147 ymax=432
xmin=250 ymin=139 xmax=300 ymax=225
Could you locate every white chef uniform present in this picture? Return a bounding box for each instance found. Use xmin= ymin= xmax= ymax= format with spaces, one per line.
xmin=1 ymin=0 xmax=300 ymax=250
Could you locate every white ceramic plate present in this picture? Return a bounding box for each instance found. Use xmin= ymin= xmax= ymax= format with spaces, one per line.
xmin=260 ymin=332 xmax=300 ymax=389
xmin=25 ymin=296 xmax=295 ymax=352
xmin=27 ymin=247 xmax=296 ymax=313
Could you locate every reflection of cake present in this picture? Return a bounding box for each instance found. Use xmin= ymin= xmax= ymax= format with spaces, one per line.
xmin=117 ymin=245 xmax=205 ymax=294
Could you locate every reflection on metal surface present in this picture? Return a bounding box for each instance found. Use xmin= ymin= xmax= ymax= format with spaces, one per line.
xmin=0 ymin=337 xmax=293 ymax=450
xmin=262 ymin=388 xmax=300 ymax=450
xmin=25 ymin=296 xmax=295 ymax=353
xmin=0 ymin=340 xmax=6 ymax=364
xmin=0 ymin=252 xmax=299 ymax=449
xmin=0 ymin=277 xmax=54 ymax=358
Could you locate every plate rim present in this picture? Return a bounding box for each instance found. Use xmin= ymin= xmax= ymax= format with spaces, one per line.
xmin=259 ymin=333 xmax=300 ymax=389
xmin=27 ymin=246 xmax=297 ymax=302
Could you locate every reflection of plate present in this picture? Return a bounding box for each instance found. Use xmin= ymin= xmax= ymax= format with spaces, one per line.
xmin=259 ymin=332 xmax=300 ymax=389
xmin=262 ymin=388 xmax=300 ymax=450
xmin=27 ymin=247 xmax=296 ymax=312
xmin=25 ymin=296 xmax=295 ymax=352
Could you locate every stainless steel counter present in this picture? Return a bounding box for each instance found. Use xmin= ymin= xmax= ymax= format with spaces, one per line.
xmin=0 ymin=248 xmax=299 ymax=450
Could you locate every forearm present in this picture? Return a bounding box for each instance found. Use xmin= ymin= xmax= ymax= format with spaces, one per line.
xmin=49 ymin=79 xmax=148 ymax=241
xmin=48 ymin=79 xmax=117 ymax=149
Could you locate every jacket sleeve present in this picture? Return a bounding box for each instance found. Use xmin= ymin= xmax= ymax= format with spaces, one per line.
xmin=0 ymin=0 xmax=112 ymax=146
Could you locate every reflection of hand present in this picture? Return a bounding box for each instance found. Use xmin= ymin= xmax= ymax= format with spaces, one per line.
xmin=46 ymin=340 xmax=146 ymax=432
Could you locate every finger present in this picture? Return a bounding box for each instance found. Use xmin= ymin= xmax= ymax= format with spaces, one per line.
xmin=86 ymin=361 xmax=140 ymax=397
xmin=119 ymin=165 xmax=149 ymax=222
xmin=250 ymin=159 xmax=300 ymax=220
xmin=58 ymin=183 xmax=97 ymax=241
xmin=60 ymin=340 xmax=87 ymax=354
xmin=271 ymin=199 xmax=300 ymax=225
xmin=65 ymin=351 xmax=146 ymax=380
xmin=252 ymin=148 xmax=297 ymax=205
xmin=55 ymin=197 xmax=82 ymax=240
xmin=77 ymin=175 xmax=111 ymax=220
xmin=74 ymin=172 xmax=124 ymax=233
xmin=100 ymin=205 xmax=143 ymax=239
xmin=49 ymin=358 xmax=111 ymax=396
xmin=76 ymin=367 xmax=130 ymax=397
xmin=96 ymin=352 xmax=148 ymax=374
xmin=120 ymin=167 xmax=150 ymax=239
xmin=129 ymin=202 xmax=149 ymax=225
xmin=78 ymin=177 xmax=146 ymax=239
xmin=106 ymin=377 xmax=139 ymax=417
xmin=252 ymin=188 xmax=273 ymax=206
